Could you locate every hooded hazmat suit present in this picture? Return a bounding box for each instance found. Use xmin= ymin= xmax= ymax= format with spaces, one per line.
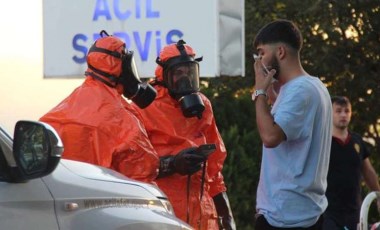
xmin=132 ymin=41 xmax=234 ymax=229
xmin=40 ymin=35 xmax=159 ymax=184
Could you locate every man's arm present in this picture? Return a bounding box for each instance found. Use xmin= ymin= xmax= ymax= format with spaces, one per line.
xmin=253 ymin=59 xmax=286 ymax=148
xmin=362 ymin=158 xmax=380 ymax=214
xmin=362 ymin=158 xmax=380 ymax=191
xmin=255 ymin=95 xmax=286 ymax=148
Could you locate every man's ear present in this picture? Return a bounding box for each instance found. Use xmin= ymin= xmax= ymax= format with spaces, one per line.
xmin=277 ymin=45 xmax=286 ymax=60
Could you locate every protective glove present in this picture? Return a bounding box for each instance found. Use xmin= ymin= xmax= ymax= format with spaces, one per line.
xmin=213 ymin=192 xmax=236 ymax=230
xmin=157 ymin=147 xmax=207 ymax=178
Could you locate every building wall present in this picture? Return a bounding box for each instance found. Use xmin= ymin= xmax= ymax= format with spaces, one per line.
xmin=0 ymin=1 xmax=82 ymax=135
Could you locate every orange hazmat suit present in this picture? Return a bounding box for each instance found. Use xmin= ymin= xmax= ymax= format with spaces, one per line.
xmin=40 ymin=35 xmax=159 ymax=184
xmin=133 ymin=42 xmax=228 ymax=229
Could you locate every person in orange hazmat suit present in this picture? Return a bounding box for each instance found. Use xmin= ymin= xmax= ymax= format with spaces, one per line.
xmin=40 ymin=31 xmax=203 ymax=184
xmin=132 ymin=39 xmax=236 ymax=230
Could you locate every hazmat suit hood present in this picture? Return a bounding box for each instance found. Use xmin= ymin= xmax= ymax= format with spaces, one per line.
xmin=86 ymin=30 xmax=156 ymax=109
xmin=154 ymin=40 xmax=205 ymax=118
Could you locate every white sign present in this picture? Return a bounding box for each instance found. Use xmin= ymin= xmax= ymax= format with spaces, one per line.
xmin=43 ymin=0 xmax=244 ymax=78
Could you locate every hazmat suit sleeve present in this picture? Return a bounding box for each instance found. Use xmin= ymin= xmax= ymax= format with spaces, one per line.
xmin=201 ymin=96 xmax=227 ymax=197
xmin=112 ymin=98 xmax=159 ymax=183
xmin=202 ymin=96 xmax=236 ymax=230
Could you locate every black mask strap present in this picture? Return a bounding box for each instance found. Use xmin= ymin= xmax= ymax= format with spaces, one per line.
xmin=85 ymin=71 xmax=116 ymax=88
xmin=86 ymin=62 xmax=119 ymax=87
xmin=156 ymin=56 xmax=164 ymax=67
xmin=89 ymin=30 xmax=124 ymax=59
xmin=155 ymin=39 xmax=199 ymax=68
xmin=89 ymin=45 xmax=123 ymax=59
xmin=176 ymin=39 xmax=188 ymax=57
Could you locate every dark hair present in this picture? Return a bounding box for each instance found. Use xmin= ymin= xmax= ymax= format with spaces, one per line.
xmin=253 ymin=19 xmax=303 ymax=52
xmin=331 ymin=96 xmax=351 ymax=106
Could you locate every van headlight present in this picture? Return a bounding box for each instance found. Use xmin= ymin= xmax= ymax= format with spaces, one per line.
xmin=148 ymin=197 xmax=174 ymax=216
xmin=147 ymin=198 xmax=174 ymax=215
xmin=83 ymin=198 xmax=175 ymax=215
xmin=158 ymin=197 xmax=174 ymax=215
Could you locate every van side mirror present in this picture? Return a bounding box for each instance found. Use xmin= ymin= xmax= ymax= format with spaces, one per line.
xmin=12 ymin=121 xmax=63 ymax=181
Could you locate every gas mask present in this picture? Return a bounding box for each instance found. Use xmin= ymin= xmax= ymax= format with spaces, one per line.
xmin=118 ymin=51 xmax=157 ymax=109
xmin=86 ymin=30 xmax=156 ymax=109
xmin=156 ymin=40 xmax=205 ymax=119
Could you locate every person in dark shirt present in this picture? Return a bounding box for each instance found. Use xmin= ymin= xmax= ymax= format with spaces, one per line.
xmin=323 ymin=96 xmax=380 ymax=230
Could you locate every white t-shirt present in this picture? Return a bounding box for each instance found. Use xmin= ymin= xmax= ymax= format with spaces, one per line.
xmin=256 ymin=75 xmax=332 ymax=228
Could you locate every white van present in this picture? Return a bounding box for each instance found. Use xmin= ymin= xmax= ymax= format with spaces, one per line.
xmin=0 ymin=120 xmax=192 ymax=230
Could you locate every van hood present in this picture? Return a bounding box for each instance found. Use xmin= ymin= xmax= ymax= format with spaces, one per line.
xmin=59 ymin=159 xmax=165 ymax=198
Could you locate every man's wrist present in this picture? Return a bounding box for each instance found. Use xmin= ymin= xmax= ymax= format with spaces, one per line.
xmin=252 ymin=89 xmax=267 ymax=101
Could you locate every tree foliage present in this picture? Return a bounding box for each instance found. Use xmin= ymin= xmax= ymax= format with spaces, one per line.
xmin=201 ymin=0 xmax=380 ymax=229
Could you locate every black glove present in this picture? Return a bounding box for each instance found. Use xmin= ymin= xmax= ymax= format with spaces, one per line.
xmin=213 ymin=192 xmax=236 ymax=230
xmin=157 ymin=147 xmax=206 ymax=178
